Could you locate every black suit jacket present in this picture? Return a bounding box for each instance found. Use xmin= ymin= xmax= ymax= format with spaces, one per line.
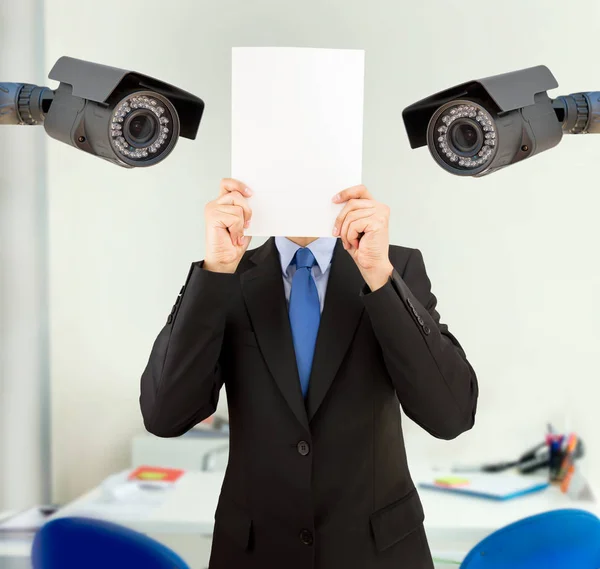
xmin=140 ymin=238 xmax=478 ymax=569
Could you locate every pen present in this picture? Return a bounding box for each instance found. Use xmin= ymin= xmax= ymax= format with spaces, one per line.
xmin=451 ymin=466 xmax=482 ymax=473
xmin=452 ymin=461 xmax=518 ymax=474
xmin=557 ymin=433 xmax=578 ymax=481
xmin=549 ymin=437 xmax=562 ymax=480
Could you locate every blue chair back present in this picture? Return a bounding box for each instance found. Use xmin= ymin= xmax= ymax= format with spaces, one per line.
xmin=461 ymin=508 xmax=600 ymax=569
xmin=32 ymin=516 xmax=190 ymax=569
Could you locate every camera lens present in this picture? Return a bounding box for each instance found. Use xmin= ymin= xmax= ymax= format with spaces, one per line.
xmin=110 ymin=91 xmax=181 ymax=166
xmin=123 ymin=110 xmax=159 ymax=148
xmin=427 ymin=100 xmax=498 ymax=176
xmin=449 ymin=120 xmax=483 ymax=155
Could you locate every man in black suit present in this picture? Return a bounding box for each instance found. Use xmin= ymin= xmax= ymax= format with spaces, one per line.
xmin=140 ymin=178 xmax=478 ymax=569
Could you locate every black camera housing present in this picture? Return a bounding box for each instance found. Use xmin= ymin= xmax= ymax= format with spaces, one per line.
xmin=44 ymin=56 xmax=205 ymax=168
xmin=402 ymin=66 xmax=563 ymax=177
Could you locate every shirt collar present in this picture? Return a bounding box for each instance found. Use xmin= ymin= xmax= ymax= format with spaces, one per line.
xmin=274 ymin=236 xmax=337 ymax=275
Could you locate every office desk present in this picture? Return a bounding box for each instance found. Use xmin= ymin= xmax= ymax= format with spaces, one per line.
xmin=0 ymin=511 xmax=32 ymax=569
xmin=419 ymin=475 xmax=598 ymax=560
xmin=48 ymin=468 xmax=599 ymax=568
xmin=0 ymin=511 xmax=31 ymax=559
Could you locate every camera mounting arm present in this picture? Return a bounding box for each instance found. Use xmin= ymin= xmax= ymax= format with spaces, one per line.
xmin=0 ymin=82 xmax=54 ymax=125
xmin=552 ymin=92 xmax=600 ymax=134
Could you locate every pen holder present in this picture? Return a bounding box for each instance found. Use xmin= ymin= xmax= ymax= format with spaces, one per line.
xmin=548 ymin=448 xmax=564 ymax=483
xmin=560 ymin=465 xmax=596 ymax=502
xmin=548 ymin=436 xmax=584 ymax=482
xmin=548 ymin=438 xmax=594 ymax=502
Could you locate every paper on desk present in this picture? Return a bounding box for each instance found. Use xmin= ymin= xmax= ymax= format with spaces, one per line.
xmin=58 ymin=472 xmax=172 ymax=523
xmin=231 ymin=47 xmax=365 ymax=237
xmin=0 ymin=507 xmax=49 ymax=532
xmin=419 ymin=472 xmax=549 ymax=500
xmin=88 ymin=472 xmax=172 ymax=512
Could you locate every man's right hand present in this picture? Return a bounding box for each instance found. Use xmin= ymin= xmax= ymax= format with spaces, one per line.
xmin=203 ymin=178 xmax=253 ymax=274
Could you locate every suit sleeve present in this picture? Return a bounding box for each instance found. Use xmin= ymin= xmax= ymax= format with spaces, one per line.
xmin=139 ymin=262 xmax=238 ymax=437
xmin=361 ymin=248 xmax=478 ymax=440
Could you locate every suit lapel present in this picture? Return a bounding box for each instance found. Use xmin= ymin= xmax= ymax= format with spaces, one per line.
xmin=306 ymin=241 xmax=365 ymax=422
xmin=241 ymin=238 xmax=309 ymax=431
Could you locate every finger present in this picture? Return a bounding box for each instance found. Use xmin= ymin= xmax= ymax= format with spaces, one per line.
xmin=332 ymin=184 xmax=372 ymax=204
xmin=340 ymin=209 xmax=375 ymax=249
xmin=239 ymin=235 xmax=253 ymax=250
xmin=216 ymin=212 xmax=245 ymax=246
xmin=216 ymin=191 xmax=252 ymax=227
xmin=215 ymin=204 xmax=245 ymax=225
xmin=333 ymin=199 xmax=374 ymax=237
xmin=220 ymin=178 xmax=253 ymax=198
xmin=347 ymin=217 xmax=375 ymax=250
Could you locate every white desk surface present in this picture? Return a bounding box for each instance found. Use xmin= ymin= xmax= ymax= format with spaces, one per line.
xmin=51 ymin=471 xmax=224 ymax=535
xmin=0 ymin=512 xmax=32 ymax=558
xmin=0 ymin=514 xmax=14 ymax=523
xmin=418 ymin=473 xmax=598 ymax=555
xmin=51 ymin=467 xmax=599 ymax=552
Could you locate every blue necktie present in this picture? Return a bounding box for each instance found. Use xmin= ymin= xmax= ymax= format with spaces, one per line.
xmin=288 ymin=248 xmax=321 ymax=398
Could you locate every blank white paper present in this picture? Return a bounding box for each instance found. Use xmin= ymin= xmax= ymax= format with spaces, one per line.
xmin=231 ymin=47 xmax=365 ymax=237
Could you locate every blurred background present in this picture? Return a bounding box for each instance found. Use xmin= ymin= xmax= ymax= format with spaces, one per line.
xmin=2 ymin=0 xmax=600 ymax=566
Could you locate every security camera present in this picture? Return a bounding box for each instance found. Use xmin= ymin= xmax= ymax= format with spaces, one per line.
xmin=0 ymin=56 xmax=205 ymax=168
xmin=402 ymin=65 xmax=600 ymax=177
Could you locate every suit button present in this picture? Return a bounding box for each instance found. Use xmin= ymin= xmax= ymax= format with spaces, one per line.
xmin=167 ymin=314 xmax=173 ymax=324
xmin=423 ymin=325 xmax=431 ymax=335
xmin=297 ymin=441 xmax=310 ymax=456
xmin=299 ymin=529 xmax=313 ymax=546
xmin=175 ymin=295 xmax=182 ymax=305
xmin=170 ymin=305 xmax=177 ymax=315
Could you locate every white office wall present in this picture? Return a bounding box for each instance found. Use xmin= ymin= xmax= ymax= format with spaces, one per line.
xmin=0 ymin=0 xmax=50 ymax=510
xmin=44 ymin=0 xmax=600 ymax=503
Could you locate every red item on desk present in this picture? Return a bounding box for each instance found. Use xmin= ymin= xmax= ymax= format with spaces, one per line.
xmin=128 ymin=466 xmax=185 ymax=483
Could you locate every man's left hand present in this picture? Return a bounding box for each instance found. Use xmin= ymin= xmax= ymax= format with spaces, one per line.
xmin=332 ymin=185 xmax=394 ymax=291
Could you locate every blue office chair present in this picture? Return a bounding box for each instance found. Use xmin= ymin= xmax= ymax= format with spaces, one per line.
xmin=460 ymin=508 xmax=600 ymax=569
xmin=31 ymin=516 xmax=190 ymax=569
